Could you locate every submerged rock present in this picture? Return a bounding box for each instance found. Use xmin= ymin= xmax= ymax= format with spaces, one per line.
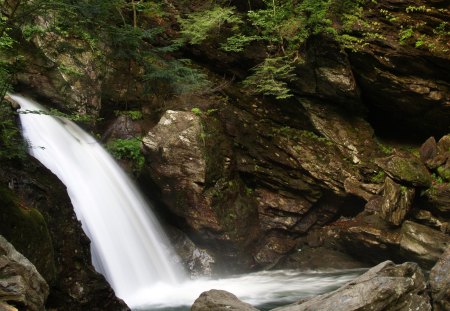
xmin=272 ymin=261 xmax=431 ymax=311
xmin=429 ymin=247 xmax=450 ymax=311
xmin=191 ymin=289 xmax=259 ymax=311
xmin=0 ymin=235 xmax=49 ymax=311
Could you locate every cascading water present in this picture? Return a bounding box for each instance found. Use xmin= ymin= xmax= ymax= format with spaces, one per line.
xmin=15 ymin=94 xmax=365 ymax=310
xmin=14 ymin=94 xmax=183 ymax=300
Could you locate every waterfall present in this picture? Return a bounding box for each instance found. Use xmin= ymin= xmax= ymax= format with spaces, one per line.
xmin=13 ymin=94 xmax=185 ymax=303
xmin=14 ymin=94 xmax=365 ymax=310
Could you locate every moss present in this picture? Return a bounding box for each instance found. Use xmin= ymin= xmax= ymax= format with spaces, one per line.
xmin=0 ymin=185 xmax=56 ymax=283
xmin=437 ymin=166 xmax=450 ymax=182
xmin=371 ymin=170 xmax=386 ymax=183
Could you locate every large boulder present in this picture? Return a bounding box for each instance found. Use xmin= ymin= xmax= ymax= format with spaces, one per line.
xmin=429 ymin=247 xmax=450 ymax=311
xmin=375 ymin=153 xmax=432 ymax=187
xmin=272 ymin=261 xmax=431 ymax=311
xmin=0 ymin=235 xmax=49 ymax=311
xmin=400 ymin=221 xmax=450 ymax=269
xmin=191 ymin=289 xmax=259 ymax=311
xmin=142 ymin=110 xmax=222 ymax=233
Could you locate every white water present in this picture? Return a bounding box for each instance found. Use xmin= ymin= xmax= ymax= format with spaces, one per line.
xmin=15 ymin=94 xmax=364 ymax=310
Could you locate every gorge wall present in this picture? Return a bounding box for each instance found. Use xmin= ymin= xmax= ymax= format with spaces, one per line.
xmin=0 ymin=0 xmax=449 ymax=308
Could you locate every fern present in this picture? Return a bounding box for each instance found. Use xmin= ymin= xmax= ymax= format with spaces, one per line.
xmin=179 ymin=6 xmax=242 ymax=45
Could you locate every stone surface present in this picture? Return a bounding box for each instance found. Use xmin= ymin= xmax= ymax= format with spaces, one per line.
xmin=378 ymin=177 xmax=415 ymax=226
xmin=275 ymin=246 xmax=366 ymax=270
xmin=400 ymin=221 xmax=450 ymax=269
xmin=0 ymin=158 xmax=129 ymax=310
xmin=191 ymin=289 xmax=259 ymax=311
xmin=336 ymin=213 xmax=403 ymax=265
xmin=272 ymin=261 xmax=431 ymax=311
xmin=411 ymin=210 xmax=449 ymax=233
xmin=168 ymin=227 xmax=215 ymax=278
xmin=0 ymin=235 xmax=49 ymax=311
xmin=375 ymin=153 xmax=432 ymax=187
xmin=142 ymin=110 xmax=222 ymax=233
xmin=429 ymin=247 xmax=450 ymax=311
xmin=420 ymin=137 xmax=438 ymax=163
xmin=424 ymin=183 xmax=450 ymax=214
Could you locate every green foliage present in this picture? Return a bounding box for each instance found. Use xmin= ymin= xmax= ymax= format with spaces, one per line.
xmin=114 ymin=110 xmax=143 ymax=120
xmin=371 ymin=170 xmax=386 ymax=183
xmin=243 ymin=56 xmax=297 ymax=99
xmin=431 ymin=173 xmax=444 ymax=185
xmin=405 ymin=5 xmax=428 ymax=13
xmin=106 ymin=138 xmax=145 ymax=173
xmin=191 ymin=107 xmax=202 ymax=116
xmin=0 ymin=101 xmax=27 ymax=161
xmin=399 ymin=27 xmax=414 ymax=45
xmin=179 ymin=6 xmax=242 ymax=44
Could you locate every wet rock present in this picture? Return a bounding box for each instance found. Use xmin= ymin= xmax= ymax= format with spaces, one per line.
xmin=191 ymin=289 xmax=259 ymax=311
xmin=420 ymin=137 xmax=438 ymax=164
xmin=252 ymin=234 xmax=297 ymax=268
xmin=336 ymin=214 xmax=403 ymax=265
xmin=168 ymin=228 xmax=215 ymax=278
xmin=400 ymin=221 xmax=450 ymax=269
xmin=273 ymin=261 xmax=431 ymax=311
xmin=300 ymin=99 xmax=380 ymax=165
xmin=275 ymin=246 xmax=366 ymax=270
xmin=0 ymin=301 xmax=17 ymax=311
xmin=0 ymin=235 xmax=49 ymax=311
xmin=103 ymin=115 xmax=142 ymax=140
xmin=3 ymin=96 xmax=20 ymax=110
xmin=378 ymin=177 xmax=415 ymax=226
xmin=429 ymin=247 xmax=450 ymax=311
xmin=142 ymin=110 xmax=222 ymax=233
xmin=411 ymin=209 xmax=449 ymax=233
xmin=344 ymin=177 xmax=381 ymax=202
xmin=424 ymin=184 xmax=450 ymax=214
xmin=375 ymin=153 xmax=432 ymax=187
xmin=0 ymin=159 xmax=129 ymax=310
xmin=437 ymin=134 xmax=450 ymax=154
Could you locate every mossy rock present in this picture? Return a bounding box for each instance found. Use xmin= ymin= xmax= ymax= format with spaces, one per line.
xmin=0 ymin=185 xmax=56 ymax=284
xmin=375 ymin=154 xmax=432 ymax=187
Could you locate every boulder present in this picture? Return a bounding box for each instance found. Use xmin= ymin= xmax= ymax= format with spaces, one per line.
xmin=420 ymin=137 xmax=438 ymax=163
xmin=337 ymin=213 xmax=403 ymax=265
xmin=375 ymin=153 xmax=432 ymax=187
xmin=411 ymin=209 xmax=449 ymax=233
xmin=0 ymin=235 xmax=49 ymax=311
xmin=400 ymin=221 xmax=450 ymax=269
xmin=378 ymin=177 xmax=415 ymax=226
xmin=142 ymin=110 xmax=222 ymax=233
xmin=168 ymin=228 xmax=215 ymax=278
xmin=429 ymin=247 xmax=450 ymax=311
xmin=272 ymin=261 xmax=431 ymax=311
xmin=191 ymin=289 xmax=259 ymax=311
xmin=424 ymin=183 xmax=450 ymax=214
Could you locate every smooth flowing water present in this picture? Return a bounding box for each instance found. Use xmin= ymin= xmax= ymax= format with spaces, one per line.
xmin=15 ymin=94 xmax=364 ymax=310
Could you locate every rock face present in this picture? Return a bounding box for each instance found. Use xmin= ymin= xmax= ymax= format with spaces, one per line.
xmin=378 ymin=177 xmax=415 ymax=226
xmin=400 ymin=221 xmax=450 ymax=268
xmin=0 ymin=158 xmax=128 ymax=310
xmin=191 ymin=289 xmax=259 ymax=311
xmin=429 ymin=247 xmax=450 ymax=311
xmin=142 ymin=110 xmax=222 ymax=233
xmin=0 ymin=235 xmax=49 ymax=311
xmin=272 ymin=261 xmax=431 ymax=311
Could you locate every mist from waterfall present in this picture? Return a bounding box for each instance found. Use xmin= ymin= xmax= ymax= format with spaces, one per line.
xmin=15 ymin=94 xmax=364 ymax=310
